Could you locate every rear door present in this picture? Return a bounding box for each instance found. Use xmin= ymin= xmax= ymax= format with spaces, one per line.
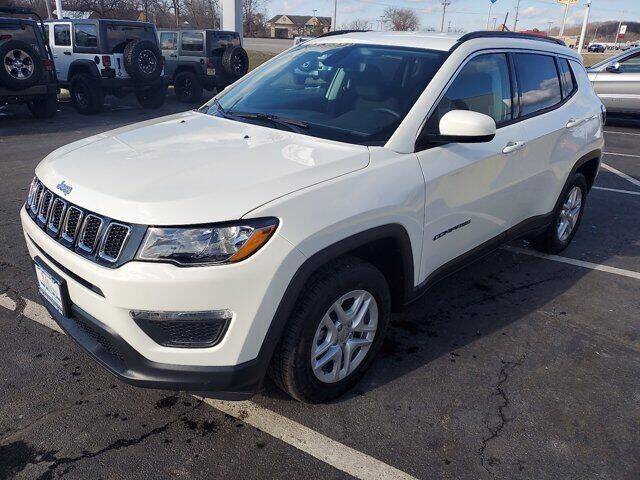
xmin=590 ymin=51 xmax=640 ymax=114
xmin=50 ymin=22 xmax=72 ymax=82
xmin=416 ymin=52 xmax=527 ymax=280
xmin=159 ymin=31 xmax=178 ymax=78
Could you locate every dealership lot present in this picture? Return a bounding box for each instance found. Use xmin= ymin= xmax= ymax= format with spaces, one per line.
xmin=1 ymin=99 xmax=639 ymax=479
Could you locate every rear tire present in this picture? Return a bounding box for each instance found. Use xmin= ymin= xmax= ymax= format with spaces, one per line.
xmin=269 ymin=256 xmax=391 ymax=403
xmin=531 ymin=172 xmax=588 ymax=254
xmin=174 ymin=71 xmax=202 ymax=103
xmin=70 ymin=73 xmax=104 ymax=115
xmin=27 ymin=93 xmax=58 ymax=118
xmin=136 ymin=84 xmax=166 ymax=109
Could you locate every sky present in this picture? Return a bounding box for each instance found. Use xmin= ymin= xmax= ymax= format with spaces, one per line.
xmin=266 ymin=0 xmax=640 ymax=33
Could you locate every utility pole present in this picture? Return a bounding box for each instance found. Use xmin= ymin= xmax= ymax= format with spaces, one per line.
xmin=332 ymin=0 xmax=338 ymax=31
xmin=43 ymin=0 xmax=53 ymax=19
xmin=441 ymin=0 xmax=451 ymax=33
xmin=577 ymin=0 xmax=591 ymax=53
xmin=513 ymin=0 xmax=521 ymax=32
xmin=559 ymin=3 xmax=569 ymax=36
xmin=486 ymin=1 xmax=493 ymax=30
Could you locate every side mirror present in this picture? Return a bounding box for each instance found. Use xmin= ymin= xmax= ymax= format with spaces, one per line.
xmin=606 ymin=62 xmax=621 ymax=73
xmin=433 ymin=110 xmax=497 ymax=144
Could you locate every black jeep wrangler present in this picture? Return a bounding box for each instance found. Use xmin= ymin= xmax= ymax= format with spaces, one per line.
xmin=45 ymin=19 xmax=166 ymax=114
xmin=159 ymin=29 xmax=249 ymax=103
xmin=0 ymin=6 xmax=59 ymax=118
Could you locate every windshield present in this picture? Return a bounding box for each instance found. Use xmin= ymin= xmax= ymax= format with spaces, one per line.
xmin=106 ymin=24 xmax=156 ymax=53
xmin=202 ymin=43 xmax=445 ymax=145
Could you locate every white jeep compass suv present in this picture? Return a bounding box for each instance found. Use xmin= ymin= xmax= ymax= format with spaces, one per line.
xmin=21 ymin=31 xmax=605 ymax=403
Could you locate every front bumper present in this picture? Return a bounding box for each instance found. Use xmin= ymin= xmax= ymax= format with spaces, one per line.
xmin=21 ymin=207 xmax=305 ymax=397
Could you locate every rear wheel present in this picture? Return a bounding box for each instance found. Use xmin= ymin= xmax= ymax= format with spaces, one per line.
xmin=27 ymin=93 xmax=58 ymax=118
xmin=136 ymin=84 xmax=166 ymax=109
xmin=70 ymin=73 xmax=104 ymax=115
xmin=531 ymin=172 xmax=588 ymax=254
xmin=269 ymin=256 xmax=391 ymax=403
xmin=174 ymin=71 xmax=202 ymax=103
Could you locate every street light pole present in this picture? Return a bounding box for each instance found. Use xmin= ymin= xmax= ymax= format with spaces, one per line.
xmin=614 ymin=12 xmax=624 ymax=49
xmin=577 ymin=0 xmax=591 ymax=54
xmin=513 ymin=0 xmax=521 ymax=31
xmin=332 ymin=0 xmax=338 ymax=31
xmin=559 ymin=3 xmax=569 ymax=36
xmin=486 ymin=1 xmax=493 ymax=30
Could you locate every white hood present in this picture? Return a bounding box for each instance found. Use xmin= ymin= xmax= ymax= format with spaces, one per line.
xmin=36 ymin=111 xmax=370 ymax=225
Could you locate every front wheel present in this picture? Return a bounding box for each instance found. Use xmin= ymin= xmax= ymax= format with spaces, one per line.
xmin=136 ymin=84 xmax=166 ymax=109
xmin=174 ymin=71 xmax=202 ymax=104
xmin=69 ymin=74 xmax=104 ymax=115
xmin=269 ymin=256 xmax=390 ymax=403
xmin=531 ymin=172 xmax=588 ymax=254
xmin=27 ymin=93 xmax=58 ymax=118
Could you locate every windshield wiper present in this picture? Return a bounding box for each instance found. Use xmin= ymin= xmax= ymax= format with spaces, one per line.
xmin=228 ymin=111 xmax=310 ymax=132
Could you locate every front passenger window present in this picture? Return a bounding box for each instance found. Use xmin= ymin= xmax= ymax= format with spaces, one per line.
xmin=427 ymin=53 xmax=513 ymax=134
xmin=620 ymin=53 xmax=640 ymax=73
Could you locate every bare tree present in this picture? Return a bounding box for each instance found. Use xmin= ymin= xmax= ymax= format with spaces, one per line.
xmin=347 ymin=18 xmax=372 ymax=30
xmin=382 ymin=7 xmax=419 ymax=31
xmin=243 ymin=0 xmax=269 ymax=37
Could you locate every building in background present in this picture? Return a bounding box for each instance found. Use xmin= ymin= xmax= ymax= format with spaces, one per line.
xmin=266 ymin=15 xmax=331 ymax=38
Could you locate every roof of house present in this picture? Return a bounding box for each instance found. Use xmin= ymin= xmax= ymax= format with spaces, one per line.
xmin=267 ymin=14 xmax=332 ymax=26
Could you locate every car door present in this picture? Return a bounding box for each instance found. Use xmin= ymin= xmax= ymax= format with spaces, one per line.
xmin=415 ymin=52 xmax=527 ymax=282
xmin=159 ymin=31 xmax=178 ymax=78
xmin=590 ymin=51 xmax=640 ymax=114
xmin=50 ymin=22 xmax=72 ymax=82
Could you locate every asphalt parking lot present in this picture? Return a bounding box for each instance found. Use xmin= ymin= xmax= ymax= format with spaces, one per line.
xmin=1 ymin=97 xmax=639 ymax=480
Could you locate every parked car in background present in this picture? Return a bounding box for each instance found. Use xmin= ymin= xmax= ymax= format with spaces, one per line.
xmin=293 ymin=36 xmax=314 ymax=46
xmin=22 ymin=31 xmax=604 ymax=403
xmin=44 ymin=19 xmax=165 ymax=114
xmin=159 ymin=29 xmax=249 ymax=103
xmin=0 ymin=6 xmax=59 ymax=118
xmin=588 ymin=43 xmax=606 ymax=53
xmin=588 ymin=46 xmax=640 ymax=115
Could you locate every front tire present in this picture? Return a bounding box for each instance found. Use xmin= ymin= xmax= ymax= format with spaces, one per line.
xmin=269 ymin=256 xmax=390 ymax=403
xmin=70 ymin=74 xmax=104 ymax=115
xmin=174 ymin=71 xmax=203 ymax=104
xmin=532 ymin=172 xmax=588 ymax=254
xmin=27 ymin=93 xmax=58 ymax=118
xmin=136 ymin=84 xmax=166 ymax=109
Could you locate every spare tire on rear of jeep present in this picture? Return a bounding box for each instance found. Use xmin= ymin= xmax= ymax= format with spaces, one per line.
xmin=0 ymin=40 xmax=43 ymax=90
xmin=222 ymin=45 xmax=249 ymax=78
xmin=123 ymin=39 xmax=162 ymax=82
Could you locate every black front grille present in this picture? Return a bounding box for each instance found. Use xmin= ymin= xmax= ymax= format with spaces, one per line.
xmin=100 ymin=223 xmax=130 ymax=261
xmin=26 ymin=178 xmax=133 ymax=265
xmin=78 ymin=215 xmax=102 ymax=253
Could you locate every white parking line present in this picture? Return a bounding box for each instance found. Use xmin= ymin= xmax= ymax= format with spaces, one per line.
xmin=592 ymin=186 xmax=640 ymax=196
xmin=604 ymin=130 xmax=640 ymax=137
xmin=601 ymin=163 xmax=640 ymax=188
xmin=203 ymin=398 xmax=419 ymax=480
xmin=0 ymin=296 xmax=418 ymax=480
xmin=604 ymin=151 xmax=640 ymax=159
xmin=504 ymin=246 xmax=640 ymax=280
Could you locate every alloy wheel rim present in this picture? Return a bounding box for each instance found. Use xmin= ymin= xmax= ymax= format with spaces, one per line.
xmin=557 ymin=186 xmax=582 ymax=242
xmin=138 ymin=50 xmax=157 ymax=75
xmin=4 ymin=49 xmax=34 ymax=80
xmin=311 ymin=289 xmax=378 ymax=384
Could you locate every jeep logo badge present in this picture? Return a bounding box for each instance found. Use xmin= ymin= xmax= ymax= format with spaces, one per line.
xmin=56 ymin=181 xmax=72 ymax=196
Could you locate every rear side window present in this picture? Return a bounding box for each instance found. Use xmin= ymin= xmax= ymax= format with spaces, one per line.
xmin=54 ymin=24 xmax=70 ymax=46
xmin=181 ymin=32 xmax=204 ymax=52
xmin=0 ymin=23 xmax=43 ymax=53
xmin=160 ymin=32 xmax=177 ymax=50
xmin=75 ymin=24 xmax=98 ymax=49
xmin=558 ymin=58 xmax=577 ymax=98
xmin=515 ymin=53 xmax=562 ymax=117
xmin=429 ymin=53 xmax=514 ymax=130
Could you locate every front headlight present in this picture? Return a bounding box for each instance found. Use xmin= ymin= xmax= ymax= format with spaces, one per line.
xmin=136 ymin=218 xmax=278 ymax=266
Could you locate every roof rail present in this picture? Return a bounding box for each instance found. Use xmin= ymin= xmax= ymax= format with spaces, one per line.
xmin=315 ymin=29 xmax=370 ymax=39
xmin=451 ymin=31 xmax=566 ymax=52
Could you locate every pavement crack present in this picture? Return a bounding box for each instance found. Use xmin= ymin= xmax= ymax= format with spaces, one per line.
xmin=478 ymin=354 xmax=526 ymax=477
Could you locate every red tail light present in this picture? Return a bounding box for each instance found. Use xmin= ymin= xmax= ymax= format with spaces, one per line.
xmin=42 ymin=58 xmax=53 ymax=71
xmin=101 ymin=55 xmax=111 ymax=67
xmin=206 ymin=57 xmax=214 ymax=68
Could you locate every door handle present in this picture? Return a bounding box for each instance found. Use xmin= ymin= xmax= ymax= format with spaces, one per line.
xmin=63 ymin=51 xmax=71 ymax=55
xmin=566 ymin=118 xmax=583 ymax=128
xmin=502 ymin=141 xmax=526 ymax=154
